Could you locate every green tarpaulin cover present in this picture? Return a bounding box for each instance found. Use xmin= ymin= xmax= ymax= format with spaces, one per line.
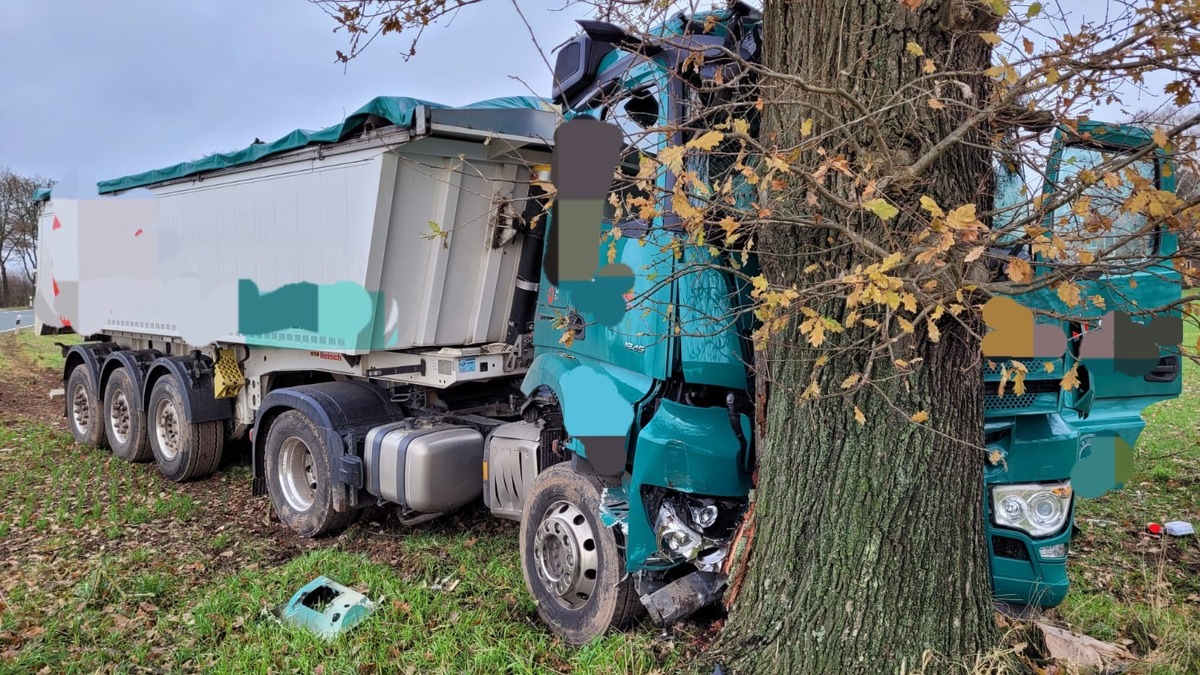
xmin=98 ymin=95 xmax=554 ymax=195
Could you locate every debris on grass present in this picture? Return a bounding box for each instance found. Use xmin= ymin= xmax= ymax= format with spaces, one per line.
xmin=1037 ymin=621 xmax=1132 ymax=671
xmin=1164 ymin=521 xmax=1195 ymax=537
xmin=272 ymin=576 xmax=376 ymax=639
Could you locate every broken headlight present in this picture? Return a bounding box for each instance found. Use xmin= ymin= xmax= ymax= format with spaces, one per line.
xmin=991 ymin=481 xmax=1072 ymax=537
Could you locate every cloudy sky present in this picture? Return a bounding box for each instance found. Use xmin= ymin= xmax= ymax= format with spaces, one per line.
xmin=0 ymin=0 xmax=588 ymax=198
xmin=1 ymin=1 xmax=1178 ymax=199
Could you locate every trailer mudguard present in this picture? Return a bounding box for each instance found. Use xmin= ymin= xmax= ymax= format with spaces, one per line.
xmin=99 ymin=349 xmax=162 ymax=402
xmin=252 ymin=381 xmax=402 ymax=511
xmin=62 ymin=343 xmax=121 ymax=416
xmin=63 ymin=342 xmax=121 ymax=387
xmin=520 ymin=352 xmax=651 ymax=474
xmin=142 ymin=355 xmax=233 ymax=424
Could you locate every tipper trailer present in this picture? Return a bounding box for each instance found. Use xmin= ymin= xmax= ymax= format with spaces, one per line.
xmin=36 ymin=5 xmax=1182 ymax=645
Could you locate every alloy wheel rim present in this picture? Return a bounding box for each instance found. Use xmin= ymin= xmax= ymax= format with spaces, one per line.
xmin=532 ymin=500 xmax=599 ymax=609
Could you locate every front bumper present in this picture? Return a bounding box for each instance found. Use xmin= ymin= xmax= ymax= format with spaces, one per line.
xmin=987 ymin=516 xmax=1072 ymax=607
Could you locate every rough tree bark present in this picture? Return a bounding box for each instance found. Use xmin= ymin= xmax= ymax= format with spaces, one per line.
xmin=719 ymin=0 xmax=999 ymax=672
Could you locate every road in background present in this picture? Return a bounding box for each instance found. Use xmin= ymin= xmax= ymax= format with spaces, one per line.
xmin=0 ymin=309 xmax=34 ymax=332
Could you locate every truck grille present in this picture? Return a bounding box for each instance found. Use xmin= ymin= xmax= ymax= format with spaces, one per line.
xmin=983 ymin=379 xmax=1060 ymax=411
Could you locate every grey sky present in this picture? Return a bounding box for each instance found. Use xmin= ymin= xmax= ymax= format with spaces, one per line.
xmin=0 ymin=0 xmax=1178 ymax=200
xmin=0 ymin=0 xmax=587 ymax=198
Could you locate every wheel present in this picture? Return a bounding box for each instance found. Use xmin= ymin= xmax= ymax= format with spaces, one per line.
xmin=519 ymin=463 xmax=642 ymax=645
xmin=66 ymin=365 xmax=108 ymax=449
xmin=263 ymin=410 xmax=355 ymax=538
xmin=104 ymin=367 xmax=152 ymax=462
xmin=147 ymin=376 xmax=224 ymax=482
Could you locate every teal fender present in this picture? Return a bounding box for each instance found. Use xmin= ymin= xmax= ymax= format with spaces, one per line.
xmin=626 ymin=399 xmax=753 ymax=571
xmin=520 ymin=351 xmax=653 ymax=464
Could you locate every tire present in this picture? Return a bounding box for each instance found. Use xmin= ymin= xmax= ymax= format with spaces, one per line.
xmin=66 ymin=365 xmax=108 ymax=449
xmin=104 ymin=367 xmax=152 ymax=462
xmin=263 ymin=410 xmax=355 ymax=538
xmin=147 ymin=376 xmax=224 ymax=482
xmin=519 ymin=463 xmax=642 ymax=645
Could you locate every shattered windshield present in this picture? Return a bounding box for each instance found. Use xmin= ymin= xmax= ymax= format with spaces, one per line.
xmin=1051 ymin=145 xmax=1157 ymax=262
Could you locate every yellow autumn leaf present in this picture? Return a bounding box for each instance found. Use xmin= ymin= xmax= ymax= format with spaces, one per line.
xmin=1091 ymin=294 xmax=1106 ymax=309
xmin=1043 ymin=361 xmax=1055 ymax=373
xmin=841 ymin=373 xmax=861 ymax=389
xmin=964 ymin=245 xmax=986 ymax=263
xmin=927 ymin=319 xmax=941 ymax=343
xmin=1056 ymin=281 xmax=1082 ymax=307
xmin=946 ymin=204 xmax=981 ymax=231
xmin=687 ymin=130 xmax=725 ymax=151
xmin=919 ymin=195 xmax=945 ymax=218
xmin=800 ymin=118 xmax=814 ymax=137
xmin=911 ymin=410 xmax=929 ymax=424
xmin=863 ymin=198 xmax=899 ymax=221
xmin=1061 ymin=364 xmax=1080 ymax=391
xmin=906 ymin=41 xmax=925 ymax=56
xmin=854 ymin=406 xmax=867 ymax=425
xmin=928 ymin=98 xmax=945 ymax=110
xmin=922 ymin=58 xmax=937 ymax=74
xmin=802 ymin=380 xmax=821 ymax=400
xmin=1006 ymin=257 xmax=1033 ymax=283
xmin=658 ymin=145 xmax=686 ymax=174
xmin=980 ymin=32 xmax=1002 ymax=46
xmin=1152 ymin=127 xmax=1169 ymax=149
xmin=897 ymin=317 xmax=915 ymax=333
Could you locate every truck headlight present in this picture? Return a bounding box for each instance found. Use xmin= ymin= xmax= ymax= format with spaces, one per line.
xmin=991 ymin=481 xmax=1071 ymax=537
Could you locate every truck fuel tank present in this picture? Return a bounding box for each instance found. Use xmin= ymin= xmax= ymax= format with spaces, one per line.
xmin=363 ymin=422 xmax=484 ymax=513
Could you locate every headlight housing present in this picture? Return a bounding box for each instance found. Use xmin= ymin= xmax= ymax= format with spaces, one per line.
xmin=991 ymin=481 xmax=1072 ymax=537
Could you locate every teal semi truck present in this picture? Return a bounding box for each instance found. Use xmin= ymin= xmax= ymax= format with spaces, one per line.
xmin=36 ymin=3 xmax=1180 ymax=645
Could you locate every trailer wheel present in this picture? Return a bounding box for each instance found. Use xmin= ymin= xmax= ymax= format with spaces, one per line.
xmin=103 ymin=367 xmax=152 ymax=462
xmin=263 ymin=410 xmax=354 ymax=538
xmin=519 ymin=463 xmax=642 ymax=645
xmin=66 ymin=365 xmax=108 ymax=449
xmin=147 ymin=376 xmax=224 ymax=482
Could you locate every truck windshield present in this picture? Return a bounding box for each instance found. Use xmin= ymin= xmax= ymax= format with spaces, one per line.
xmin=1051 ymin=145 xmax=1157 ymax=262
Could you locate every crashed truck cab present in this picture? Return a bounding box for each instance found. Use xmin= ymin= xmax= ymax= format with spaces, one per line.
xmin=983 ymin=123 xmax=1184 ymax=608
xmin=521 ymin=5 xmax=1187 ymax=632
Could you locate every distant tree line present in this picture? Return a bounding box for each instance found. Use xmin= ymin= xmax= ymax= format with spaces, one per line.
xmin=0 ymin=168 xmax=53 ymax=307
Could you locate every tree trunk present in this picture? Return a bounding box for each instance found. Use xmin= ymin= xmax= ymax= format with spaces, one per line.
xmin=720 ymin=0 xmax=999 ymax=671
xmin=1 ymin=265 xmax=9 ymax=307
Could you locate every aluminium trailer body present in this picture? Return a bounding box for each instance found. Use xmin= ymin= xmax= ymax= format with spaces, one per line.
xmin=37 ymin=97 xmax=559 ymax=524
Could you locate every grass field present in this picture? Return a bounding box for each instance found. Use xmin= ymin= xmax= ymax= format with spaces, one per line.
xmin=1052 ymin=317 xmax=1200 ymax=673
xmin=0 ymin=322 xmax=1197 ymax=673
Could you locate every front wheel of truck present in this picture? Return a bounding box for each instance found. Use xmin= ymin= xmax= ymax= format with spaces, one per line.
xmin=263 ymin=410 xmax=355 ymax=538
xmin=519 ymin=464 xmax=642 ymax=645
